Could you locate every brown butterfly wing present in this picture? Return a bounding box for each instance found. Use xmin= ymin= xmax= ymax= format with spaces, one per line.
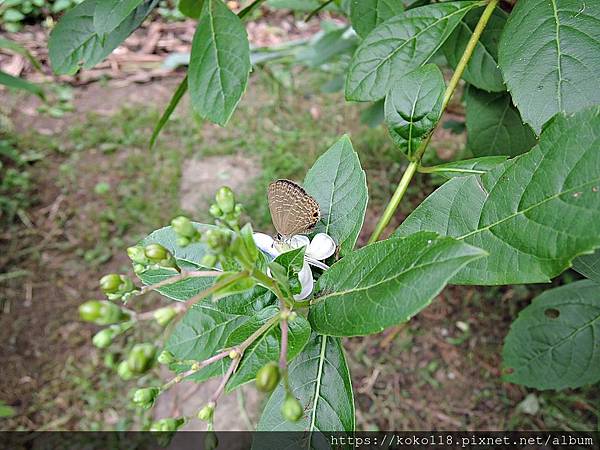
xmin=268 ymin=179 xmax=320 ymax=238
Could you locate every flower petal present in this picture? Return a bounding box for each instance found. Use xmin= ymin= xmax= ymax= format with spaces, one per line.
xmin=294 ymin=262 xmax=314 ymax=300
xmin=288 ymin=234 xmax=310 ymax=249
xmin=253 ymin=233 xmax=279 ymax=259
xmin=306 ymin=233 xmax=336 ymax=261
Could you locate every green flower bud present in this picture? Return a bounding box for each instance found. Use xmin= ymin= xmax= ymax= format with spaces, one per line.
xmin=97 ymin=301 xmax=127 ymax=325
xmin=127 ymin=245 xmax=148 ymax=265
xmin=209 ymin=204 xmax=222 ymax=218
xmin=149 ymin=417 xmax=185 ymax=432
xmin=171 ymin=216 xmax=196 ymax=238
xmin=176 ymin=236 xmax=190 ymax=247
xmin=157 ymin=350 xmax=176 ymax=365
xmin=204 ymin=431 xmax=218 ymax=450
xmin=99 ymin=273 xmax=122 ymax=294
xmin=255 ymin=362 xmax=280 ymax=392
xmin=205 ymin=229 xmax=230 ymax=253
xmin=281 ymin=395 xmax=303 ymax=422
xmin=144 ymin=243 xmax=169 ymax=262
xmin=104 ymin=352 xmax=119 ymax=369
xmin=201 ymin=254 xmax=218 ymax=268
xmin=92 ymin=328 xmax=115 ymax=348
xmin=234 ymin=203 xmax=243 ymax=216
xmin=215 ymin=186 xmax=235 ymax=214
xmin=117 ymin=360 xmax=134 ymax=380
xmin=153 ymin=306 xmax=177 ymax=327
xmin=197 ymin=402 xmax=215 ymax=421
xmin=133 ymin=387 xmax=160 ymax=409
xmin=127 ymin=343 xmax=157 ymax=374
xmin=79 ymin=300 xmax=102 ymax=322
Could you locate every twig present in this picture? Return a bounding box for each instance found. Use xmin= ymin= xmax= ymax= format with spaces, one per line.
xmin=210 ymin=356 xmax=241 ymax=405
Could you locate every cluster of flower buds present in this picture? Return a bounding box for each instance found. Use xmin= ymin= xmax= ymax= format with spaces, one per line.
xmin=79 ymin=300 xmax=130 ymax=325
xmin=99 ymin=273 xmax=138 ymax=301
xmin=210 ymin=186 xmax=243 ymax=229
xmin=117 ymin=343 xmax=157 ymax=380
xmin=171 ymin=216 xmax=202 ymax=247
xmin=127 ymin=243 xmax=179 ymax=274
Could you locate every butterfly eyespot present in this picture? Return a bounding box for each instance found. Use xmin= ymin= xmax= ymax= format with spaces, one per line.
xmin=313 ymin=212 xmax=319 ymax=217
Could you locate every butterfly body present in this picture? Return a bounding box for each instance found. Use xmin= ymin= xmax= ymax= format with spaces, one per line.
xmin=267 ymin=179 xmax=321 ymax=240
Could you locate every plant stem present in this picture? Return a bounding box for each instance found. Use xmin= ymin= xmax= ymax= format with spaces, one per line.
xmin=367 ymin=0 xmax=500 ymax=243
xmin=210 ymin=356 xmax=241 ymax=404
xmin=279 ymin=318 xmax=288 ymax=371
xmin=183 ymin=271 xmax=249 ymax=309
xmin=161 ymin=349 xmax=230 ymax=391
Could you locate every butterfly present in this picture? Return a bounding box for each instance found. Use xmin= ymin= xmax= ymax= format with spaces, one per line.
xmin=267 ymin=179 xmax=321 ymax=240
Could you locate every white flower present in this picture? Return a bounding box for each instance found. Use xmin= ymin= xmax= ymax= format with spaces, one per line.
xmin=253 ymin=232 xmax=336 ymax=300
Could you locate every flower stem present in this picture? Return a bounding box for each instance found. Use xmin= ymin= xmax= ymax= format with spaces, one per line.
xmin=160 ymin=350 xmax=230 ymax=392
xmin=367 ymin=0 xmax=500 ymax=243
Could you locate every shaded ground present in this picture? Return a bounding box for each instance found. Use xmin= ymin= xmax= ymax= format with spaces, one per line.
xmin=1 ymin=18 xmax=599 ymax=431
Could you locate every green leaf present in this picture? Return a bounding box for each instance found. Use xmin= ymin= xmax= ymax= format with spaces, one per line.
xmin=179 ymin=0 xmax=204 ymax=18
xmin=308 ymin=231 xmax=486 ymax=336
xmin=49 ymin=0 xmax=158 ymax=75
xmin=93 ymin=0 xmax=145 ymax=35
xmin=396 ymin=106 xmax=600 ymax=285
xmin=304 ymin=135 xmax=368 ymax=256
xmin=345 ymin=1 xmax=480 ymax=101
xmin=384 ymin=64 xmax=445 ymax=158
xmin=498 ymin=0 xmax=600 ymax=134
xmin=349 ymin=0 xmax=404 ymax=39
xmin=296 ymin=25 xmax=357 ymax=68
xmin=138 ymin=224 xmax=218 ymax=301
xmin=573 ymin=249 xmax=600 ymax=284
xmin=0 ymin=70 xmax=44 ymax=99
xmin=425 ymin=156 xmax=508 ymax=179
xmin=465 ymin=86 xmax=537 ymax=157
xmin=502 ymin=280 xmax=600 ymax=389
xmin=149 ymin=75 xmax=188 ymax=149
xmin=188 ymin=0 xmax=251 ymax=125
xmin=212 ymin=271 xmax=256 ymax=301
xmin=443 ymin=7 xmax=506 ymax=92
xmin=225 ymin=306 xmax=311 ymax=391
xmin=256 ymin=333 xmax=354 ymax=436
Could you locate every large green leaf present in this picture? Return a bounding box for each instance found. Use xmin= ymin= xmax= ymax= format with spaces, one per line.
xmin=443 ymin=7 xmax=506 ymax=92
xmin=188 ymin=0 xmax=251 ymax=126
xmin=179 ymin=0 xmax=204 ymax=18
xmin=48 ymin=0 xmax=158 ymax=75
xmin=345 ymin=1 xmax=480 ymax=101
xmin=225 ymin=306 xmax=311 ymax=391
xmin=256 ymin=333 xmax=354 ymax=438
xmin=503 ymin=280 xmax=600 ymax=389
xmin=304 ymin=135 xmax=368 ymax=257
xmin=384 ymin=64 xmax=445 ymax=158
xmin=308 ymin=231 xmax=486 ymax=336
xmin=93 ymin=0 xmax=145 ymax=35
xmin=465 ymin=86 xmax=537 ymax=157
xmin=498 ymin=0 xmax=600 ymax=134
xmin=573 ymin=249 xmax=600 ymax=284
xmin=349 ymin=0 xmax=404 ymax=39
xmin=396 ymin=106 xmax=600 ymax=285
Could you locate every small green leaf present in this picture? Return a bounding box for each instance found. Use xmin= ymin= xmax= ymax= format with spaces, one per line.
xmin=179 ymin=0 xmax=204 ymax=18
xmin=0 ymin=401 xmax=15 ymax=418
xmin=0 ymin=37 xmax=42 ymax=71
xmin=188 ymin=0 xmax=251 ymax=125
xmin=345 ymin=1 xmax=480 ymax=101
xmin=212 ymin=271 xmax=256 ymax=301
xmin=304 ymin=135 xmax=368 ymax=256
xmin=573 ymin=249 xmax=600 ymax=284
xmin=309 ymin=231 xmax=486 ymax=336
xmin=465 ymin=86 xmax=537 ymax=157
xmin=93 ymin=0 xmax=145 ymax=35
xmin=225 ymin=306 xmax=311 ymax=391
xmin=49 ymin=0 xmax=158 ymax=75
xmin=498 ymin=0 xmax=600 ymax=133
xmin=384 ymin=64 xmax=444 ymax=158
xmin=503 ymin=280 xmax=600 ymax=389
xmin=443 ymin=6 xmax=506 ymax=92
xmin=396 ymin=106 xmax=600 ymax=285
xmin=256 ymin=333 xmax=354 ymax=435
xmin=349 ymin=0 xmax=404 ymax=38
